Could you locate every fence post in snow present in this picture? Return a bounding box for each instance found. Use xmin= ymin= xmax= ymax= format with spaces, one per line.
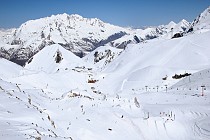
xmin=145 ymin=86 xmax=148 ymax=92
xmin=201 ymin=85 xmax=205 ymax=96
xmin=165 ymin=85 xmax=168 ymax=93
xmin=171 ymin=28 xmax=174 ymax=38
xmin=156 ymin=86 xmax=159 ymax=92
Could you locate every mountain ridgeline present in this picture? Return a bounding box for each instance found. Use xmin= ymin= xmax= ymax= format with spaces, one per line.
xmin=1 ymin=6 xmax=210 ymax=66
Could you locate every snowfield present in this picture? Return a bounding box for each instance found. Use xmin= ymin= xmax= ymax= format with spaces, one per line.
xmin=1 ymin=6 xmax=210 ymax=140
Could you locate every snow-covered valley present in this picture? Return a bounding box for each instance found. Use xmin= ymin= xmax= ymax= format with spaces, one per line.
xmin=0 ymin=6 xmax=210 ymax=140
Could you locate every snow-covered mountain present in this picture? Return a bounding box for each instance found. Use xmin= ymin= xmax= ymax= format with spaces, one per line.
xmin=0 ymin=14 xmax=129 ymax=65
xmin=83 ymin=45 xmax=123 ymax=69
xmin=0 ymin=6 xmax=210 ymax=140
xmin=189 ymin=6 xmax=210 ymax=33
xmin=0 ymin=28 xmax=16 ymax=42
xmin=0 ymin=12 xmax=191 ymax=66
xmin=108 ymin=19 xmax=190 ymax=48
xmin=158 ymin=19 xmax=190 ymax=39
xmin=24 ymin=44 xmax=86 ymax=73
xmin=162 ymin=19 xmax=190 ymax=32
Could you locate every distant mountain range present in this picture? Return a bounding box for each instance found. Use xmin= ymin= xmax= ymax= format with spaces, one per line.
xmin=0 ymin=6 xmax=210 ymax=66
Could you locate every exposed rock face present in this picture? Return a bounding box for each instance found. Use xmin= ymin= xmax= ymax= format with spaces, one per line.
xmin=172 ymin=33 xmax=183 ymax=39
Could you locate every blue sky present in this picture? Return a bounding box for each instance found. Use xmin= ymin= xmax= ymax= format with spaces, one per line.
xmin=0 ymin=0 xmax=209 ymax=28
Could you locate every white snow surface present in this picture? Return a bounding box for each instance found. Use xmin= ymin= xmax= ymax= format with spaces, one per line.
xmin=1 ymin=28 xmax=210 ymax=140
xmin=24 ymin=44 xmax=86 ymax=73
xmin=96 ymin=31 xmax=210 ymax=94
xmin=1 ymin=7 xmax=210 ymax=140
xmin=0 ymin=58 xmax=23 ymax=79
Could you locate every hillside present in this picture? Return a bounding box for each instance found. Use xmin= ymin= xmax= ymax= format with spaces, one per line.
xmin=0 ymin=6 xmax=210 ymax=140
xmin=24 ymin=44 xmax=86 ymax=73
xmin=93 ymin=30 xmax=210 ymax=94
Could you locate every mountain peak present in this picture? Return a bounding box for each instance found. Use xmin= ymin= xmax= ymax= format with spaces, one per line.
xmin=189 ymin=6 xmax=210 ymax=33
xmin=68 ymin=14 xmax=84 ymax=20
xmin=168 ymin=21 xmax=176 ymax=25
xmin=49 ymin=13 xmax=84 ymax=21
xmin=56 ymin=13 xmax=69 ymax=17
xmin=179 ymin=19 xmax=188 ymax=23
xmin=25 ymin=44 xmax=84 ymax=73
xmin=177 ymin=19 xmax=190 ymax=27
xmin=166 ymin=21 xmax=177 ymax=29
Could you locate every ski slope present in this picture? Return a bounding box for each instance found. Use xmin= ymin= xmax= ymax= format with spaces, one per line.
xmin=95 ymin=31 xmax=210 ymax=94
xmin=0 ymin=29 xmax=210 ymax=140
xmin=1 ymin=6 xmax=210 ymax=140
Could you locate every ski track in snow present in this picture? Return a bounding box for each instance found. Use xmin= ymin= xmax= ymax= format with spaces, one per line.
xmin=1 ymin=7 xmax=210 ymax=139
